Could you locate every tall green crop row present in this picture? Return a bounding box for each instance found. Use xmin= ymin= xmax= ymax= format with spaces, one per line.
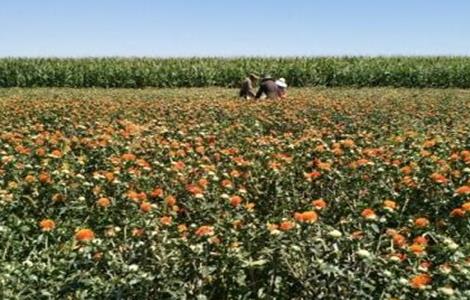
xmin=1 ymin=57 xmax=470 ymax=88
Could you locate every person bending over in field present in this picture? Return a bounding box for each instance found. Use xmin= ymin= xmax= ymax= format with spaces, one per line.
xmin=255 ymin=75 xmax=280 ymax=100
xmin=239 ymin=73 xmax=259 ymax=99
xmin=275 ymin=77 xmax=288 ymax=99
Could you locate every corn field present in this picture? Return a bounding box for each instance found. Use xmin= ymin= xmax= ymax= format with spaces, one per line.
xmin=2 ymin=57 xmax=470 ymax=88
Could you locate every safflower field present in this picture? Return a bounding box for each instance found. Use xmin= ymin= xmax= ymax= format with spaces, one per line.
xmin=0 ymin=87 xmax=469 ymax=299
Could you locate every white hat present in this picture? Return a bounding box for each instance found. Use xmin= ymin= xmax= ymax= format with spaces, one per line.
xmin=275 ymin=78 xmax=287 ymax=88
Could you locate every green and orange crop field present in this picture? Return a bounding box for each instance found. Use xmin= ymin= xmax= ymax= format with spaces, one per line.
xmin=1 ymin=87 xmax=469 ymax=299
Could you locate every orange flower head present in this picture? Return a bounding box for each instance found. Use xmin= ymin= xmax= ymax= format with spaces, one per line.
xmin=97 ymin=197 xmax=111 ymax=208
xmin=221 ymin=179 xmax=233 ymax=188
xmin=186 ymin=184 xmax=204 ymax=196
xmin=294 ymin=211 xmax=318 ymax=223
xmin=430 ymin=172 xmax=448 ymax=184
xmin=151 ymin=187 xmax=164 ymax=198
xmin=392 ymin=233 xmax=407 ymax=248
xmin=455 ymin=186 xmax=470 ymax=195
xmin=51 ymin=149 xmax=62 ymax=158
xmin=361 ymin=208 xmax=377 ymax=219
xmin=414 ymin=217 xmax=430 ymax=228
xmin=450 ymin=208 xmax=465 ymax=218
xmin=178 ymin=224 xmax=188 ymax=233
xmin=312 ymin=199 xmax=327 ymax=210
xmin=462 ymin=202 xmax=470 ymax=212
xmin=165 ymin=195 xmax=177 ymax=207
xmin=140 ymin=202 xmax=152 ymax=213
xmin=400 ymin=165 xmax=413 ymax=175
xmin=160 ymin=216 xmax=172 ymax=226
xmin=304 ymin=171 xmax=321 ymax=181
xmin=132 ymin=228 xmax=145 ymax=237
xmin=230 ymin=195 xmax=242 ymax=207
xmin=383 ymin=200 xmax=397 ymax=210
xmin=38 ymin=172 xmax=50 ymax=184
xmin=413 ymin=235 xmax=428 ymax=245
xmin=39 ymin=219 xmax=56 ymax=232
xmin=409 ymin=273 xmax=432 ymax=289
xmin=25 ymin=174 xmax=36 ymax=184
xmin=121 ymin=153 xmax=136 ymax=161
xmin=75 ymin=228 xmax=95 ymax=242
xmin=195 ymin=225 xmax=215 ymax=237
xmin=279 ymin=220 xmax=296 ymax=231
xmin=409 ymin=243 xmax=426 ymax=255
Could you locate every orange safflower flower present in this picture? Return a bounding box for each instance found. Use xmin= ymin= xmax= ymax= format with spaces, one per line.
xmin=173 ymin=161 xmax=185 ymax=170
xmin=230 ymin=195 xmax=242 ymax=207
xmin=151 ymin=187 xmax=164 ymax=198
xmin=413 ymin=236 xmax=428 ymax=245
xmin=341 ymin=139 xmax=355 ymax=148
xmin=402 ymin=176 xmax=417 ymax=188
xmin=186 ymin=184 xmax=204 ymax=196
xmin=127 ymin=191 xmax=140 ymax=202
xmin=383 ymin=200 xmax=397 ymax=210
xmin=409 ymin=243 xmax=426 ymax=255
xmin=97 ymin=197 xmax=111 ymax=208
xmin=392 ymin=233 xmax=407 ymax=248
xmin=140 ymin=202 xmax=152 ymax=213
xmin=400 ymin=165 xmax=413 ymax=175
xmin=414 ymin=217 xmax=430 ymax=228
xmin=409 ymin=273 xmax=432 ymax=289
xmin=430 ymin=172 xmax=448 ymax=184
xmin=304 ymin=171 xmax=321 ymax=181
xmin=232 ymin=219 xmax=243 ymax=229
xmin=350 ymin=230 xmax=364 ymax=240
xmin=38 ymin=172 xmax=51 ymax=184
xmin=312 ymin=199 xmax=327 ymax=210
xmin=121 ymin=153 xmax=136 ymax=161
xmin=279 ymin=220 xmax=296 ymax=231
xmin=36 ymin=147 xmax=46 ymax=157
xmin=39 ymin=219 xmax=56 ymax=232
xmin=221 ymin=179 xmax=233 ymax=188
xmin=198 ymin=178 xmax=209 ymax=188
xmin=316 ymin=161 xmax=332 ymax=171
xmin=165 ymin=195 xmax=177 ymax=207
xmin=423 ymin=139 xmax=436 ymax=148
xmin=244 ymin=202 xmax=255 ymax=211
xmin=455 ymin=186 xmax=470 ymax=195
xmin=75 ymin=229 xmax=95 ymax=242
xmin=462 ymin=202 xmax=470 ymax=212
xmin=160 ymin=216 xmax=172 ymax=226
xmin=361 ymin=208 xmax=377 ymax=219
xmin=294 ymin=211 xmax=318 ymax=223
xmin=25 ymin=174 xmax=35 ymax=184
xmin=195 ymin=225 xmax=215 ymax=237
xmin=132 ymin=228 xmax=145 ymax=237
xmin=50 ymin=193 xmax=64 ymax=203
xmin=450 ymin=208 xmax=465 ymax=218
xmin=51 ymin=149 xmax=62 ymax=158
xmin=178 ymin=224 xmax=188 ymax=233
xmin=104 ymin=172 xmax=114 ymax=182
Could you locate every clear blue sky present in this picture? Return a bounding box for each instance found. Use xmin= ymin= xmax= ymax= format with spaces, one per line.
xmin=1 ymin=0 xmax=469 ymax=57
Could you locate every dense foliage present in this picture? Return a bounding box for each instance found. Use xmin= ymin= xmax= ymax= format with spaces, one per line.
xmin=0 ymin=88 xmax=469 ymax=299
xmin=2 ymin=57 xmax=470 ymax=88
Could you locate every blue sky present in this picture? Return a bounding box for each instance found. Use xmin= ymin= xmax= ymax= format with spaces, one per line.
xmin=1 ymin=0 xmax=469 ymax=57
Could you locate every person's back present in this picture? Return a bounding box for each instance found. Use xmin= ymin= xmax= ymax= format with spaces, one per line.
xmin=255 ymin=77 xmax=279 ymax=100
xmin=239 ymin=74 xmax=258 ymax=99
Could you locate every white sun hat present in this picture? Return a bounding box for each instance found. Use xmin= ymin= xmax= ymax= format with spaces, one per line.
xmin=275 ymin=78 xmax=288 ymax=88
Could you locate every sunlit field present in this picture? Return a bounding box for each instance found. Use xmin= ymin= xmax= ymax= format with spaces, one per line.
xmin=0 ymin=88 xmax=469 ymax=299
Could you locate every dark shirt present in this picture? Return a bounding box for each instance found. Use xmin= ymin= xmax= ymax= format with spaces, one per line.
xmin=255 ymin=79 xmax=279 ymax=100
